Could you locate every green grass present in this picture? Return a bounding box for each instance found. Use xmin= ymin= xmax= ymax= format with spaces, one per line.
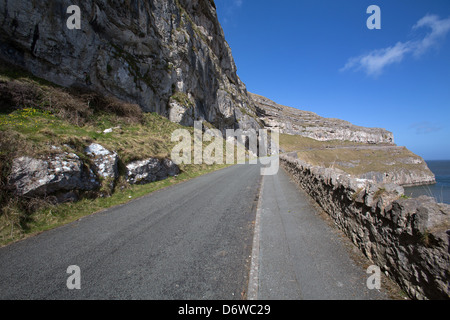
xmin=297 ymin=147 xmax=425 ymax=176
xmin=0 ymin=108 xmax=181 ymax=161
xmin=170 ymin=91 xmax=194 ymax=109
xmin=279 ymin=134 xmax=426 ymax=177
xmin=279 ymin=133 xmax=371 ymax=152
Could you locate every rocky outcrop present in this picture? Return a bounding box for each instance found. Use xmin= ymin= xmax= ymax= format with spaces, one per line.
xmin=8 ymin=153 xmax=99 ymax=202
xmin=360 ymin=168 xmax=436 ymax=187
xmin=251 ymin=93 xmax=394 ymax=144
xmin=281 ymin=154 xmax=450 ymax=300
xmin=85 ymin=143 xmax=119 ymax=181
xmin=255 ymin=90 xmax=434 ymax=187
xmin=7 ymin=144 xmax=180 ymax=202
xmin=126 ymin=158 xmax=180 ymax=185
xmin=0 ymin=0 xmax=260 ymax=133
xmin=297 ymin=145 xmax=436 ymax=187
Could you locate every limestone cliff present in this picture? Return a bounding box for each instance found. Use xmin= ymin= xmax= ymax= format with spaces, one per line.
xmin=256 ymin=92 xmax=435 ymax=186
xmin=251 ymin=93 xmax=394 ymax=144
xmin=0 ymin=0 xmax=434 ymax=189
xmin=0 ymin=0 xmax=398 ymax=143
xmin=0 ymin=0 xmax=260 ymax=132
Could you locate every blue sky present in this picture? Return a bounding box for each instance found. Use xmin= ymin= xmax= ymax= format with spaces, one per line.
xmin=214 ymin=0 xmax=450 ymax=160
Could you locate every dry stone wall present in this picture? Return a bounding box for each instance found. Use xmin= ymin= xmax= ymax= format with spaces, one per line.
xmin=280 ymin=154 xmax=450 ymax=300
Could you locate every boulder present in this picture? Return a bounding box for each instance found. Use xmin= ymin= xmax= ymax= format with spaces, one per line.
xmin=84 ymin=143 xmax=119 ymax=181
xmin=8 ymin=153 xmax=99 ymax=200
xmin=126 ymin=158 xmax=180 ymax=185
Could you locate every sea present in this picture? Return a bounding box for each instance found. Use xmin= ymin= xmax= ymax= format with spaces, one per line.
xmin=403 ymin=160 xmax=450 ymax=205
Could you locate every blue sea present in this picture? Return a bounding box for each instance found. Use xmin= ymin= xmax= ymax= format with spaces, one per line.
xmin=404 ymin=160 xmax=450 ymax=204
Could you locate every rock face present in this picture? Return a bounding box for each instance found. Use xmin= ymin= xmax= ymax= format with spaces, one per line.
xmin=359 ymin=168 xmax=436 ymax=187
xmin=85 ymin=143 xmax=119 ymax=181
xmin=255 ymin=92 xmax=434 ymax=187
xmin=7 ymin=145 xmax=180 ymax=202
xmin=8 ymin=153 xmax=99 ymax=200
xmin=251 ymin=93 xmax=394 ymax=144
xmin=0 ymin=0 xmax=260 ymax=133
xmin=0 ymin=0 xmax=399 ymax=144
xmin=293 ymin=145 xmax=436 ymax=187
xmin=281 ymin=155 xmax=450 ymax=300
xmin=126 ymin=158 xmax=180 ymax=185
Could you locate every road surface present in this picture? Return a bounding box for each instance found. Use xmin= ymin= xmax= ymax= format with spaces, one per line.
xmin=249 ymin=168 xmax=387 ymax=300
xmin=0 ymin=164 xmax=261 ymax=299
xmin=0 ymin=163 xmax=388 ymax=300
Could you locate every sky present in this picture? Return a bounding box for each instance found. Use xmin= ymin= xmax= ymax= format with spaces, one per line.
xmin=214 ymin=0 xmax=450 ymax=160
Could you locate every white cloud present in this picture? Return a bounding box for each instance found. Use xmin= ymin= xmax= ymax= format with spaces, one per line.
xmin=410 ymin=121 xmax=443 ymax=135
xmin=412 ymin=14 xmax=450 ymax=56
xmin=341 ymin=41 xmax=412 ymax=76
xmin=342 ymin=14 xmax=450 ymax=76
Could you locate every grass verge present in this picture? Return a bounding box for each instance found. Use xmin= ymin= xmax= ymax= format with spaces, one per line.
xmin=0 ymin=163 xmax=230 ymax=247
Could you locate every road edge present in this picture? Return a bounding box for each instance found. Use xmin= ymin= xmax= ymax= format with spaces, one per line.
xmin=247 ymin=174 xmax=265 ymax=300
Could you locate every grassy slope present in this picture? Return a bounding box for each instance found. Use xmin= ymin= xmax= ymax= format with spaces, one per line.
xmin=0 ymin=62 xmax=231 ymax=246
xmin=279 ymin=134 xmax=427 ymax=177
xmin=280 ymin=133 xmax=372 ymax=152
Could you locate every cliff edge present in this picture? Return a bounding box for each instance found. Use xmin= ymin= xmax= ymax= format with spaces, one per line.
xmin=251 ymin=92 xmax=394 ymax=144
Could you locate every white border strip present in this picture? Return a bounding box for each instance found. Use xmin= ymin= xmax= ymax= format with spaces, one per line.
xmin=247 ymin=175 xmax=265 ymax=300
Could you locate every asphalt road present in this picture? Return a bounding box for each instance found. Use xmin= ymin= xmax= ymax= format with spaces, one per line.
xmin=0 ymin=164 xmax=261 ymax=299
xmin=250 ymin=168 xmax=388 ymax=300
xmin=0 ymin=162 xmax=389 ymax=300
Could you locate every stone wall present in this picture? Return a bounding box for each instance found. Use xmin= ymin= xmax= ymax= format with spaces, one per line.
xmin=280 ymin=154 xmax=450 ymax=300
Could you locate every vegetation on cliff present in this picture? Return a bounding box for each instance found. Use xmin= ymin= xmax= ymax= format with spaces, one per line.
xmin=279 ymin=134 xmax=436 ymax=186
xmin=0 ymin=61 xmax=228 ymax=246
